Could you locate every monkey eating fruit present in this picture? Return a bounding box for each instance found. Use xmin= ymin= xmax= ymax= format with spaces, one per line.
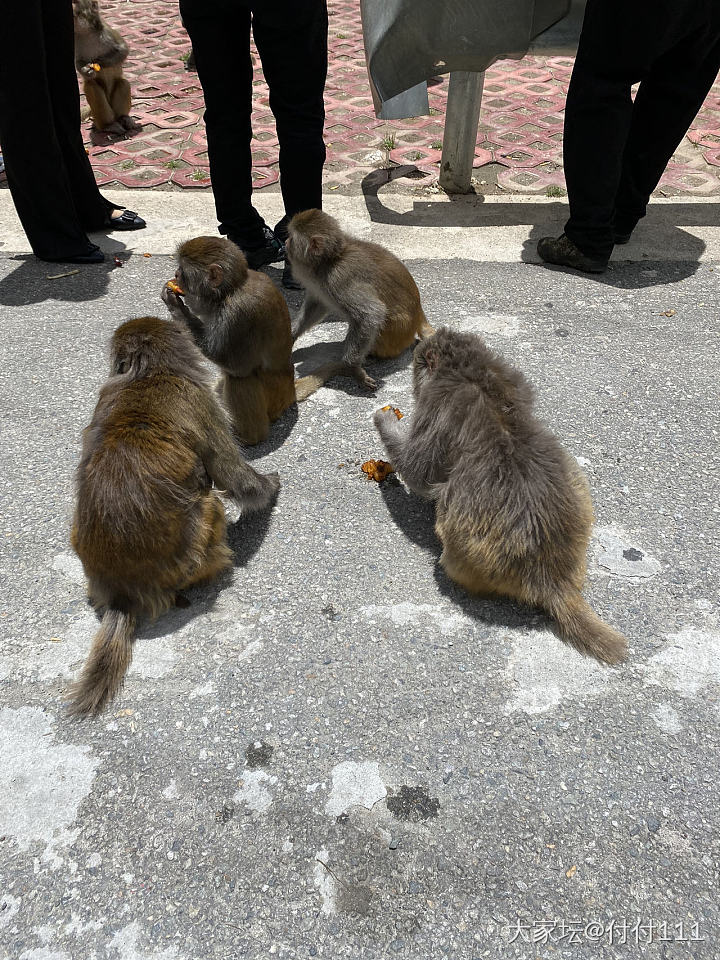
xmin=69 ymin=316 xmax=280 ymax=716
xmin=162 ymin=236 xmax=340 ymax=445
xmin=373 ymin=327 xmax=627 ymax=666
xmin=285 ymin=209 xmax=434 ymax=391
xmin=73 ymin=0 xmax=140 ymax=135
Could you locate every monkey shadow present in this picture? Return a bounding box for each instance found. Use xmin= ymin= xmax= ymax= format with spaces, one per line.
xmin=292 ymin=339 xmax=414 ymax=398
xmin=128 ymin=502 xmax=276 ymax=643
xmin=379 ymin=480 xmax=550 ymax=634
xmin=241 ymin=403 xmax=300 ymax=461
xmin=0 ymin=242 xmax=130 ymax=305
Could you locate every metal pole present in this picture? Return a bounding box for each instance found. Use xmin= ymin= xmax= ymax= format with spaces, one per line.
xmin=439 ymin=71 xmax=485 ymax=194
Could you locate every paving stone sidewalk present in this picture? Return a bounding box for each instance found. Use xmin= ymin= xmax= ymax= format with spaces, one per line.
xmin=80 ymin=0 xmax=720 ymax=196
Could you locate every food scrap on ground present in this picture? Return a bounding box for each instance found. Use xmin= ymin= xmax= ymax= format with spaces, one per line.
xmin=46 ymin=269 xmax=80 ymax=280
xmin=362 ymin=459 xmax=395 ymax=483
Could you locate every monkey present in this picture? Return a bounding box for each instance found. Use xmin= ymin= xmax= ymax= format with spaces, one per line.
xmin=373 ymin=327 xmax=627 ymax=666
xmin=73 ymin=0 xmax=139 ymax=135
xmin=285 ymin=209 xmax=434 ymax=391
xmin=68 ymin=316 xmax=281 ymax=716
xmin=162 ymin=236 xmax=340 ymax=446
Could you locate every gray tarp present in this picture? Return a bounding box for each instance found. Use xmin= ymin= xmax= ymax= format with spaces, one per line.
xmin=361 ymin=0 xmax=571 ymax=118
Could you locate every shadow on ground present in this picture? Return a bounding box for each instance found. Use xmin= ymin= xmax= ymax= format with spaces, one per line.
xmin=361 ymin=167 xmax=713 ymax=289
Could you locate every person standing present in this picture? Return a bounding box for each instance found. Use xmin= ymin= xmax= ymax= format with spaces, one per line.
xmin=537 ymin=0 xmax=720 ymax=274
xmin=179 ymin=0 xmax=328 ymax=287
xmin=0 ymin=0 xmax=146 ymax=265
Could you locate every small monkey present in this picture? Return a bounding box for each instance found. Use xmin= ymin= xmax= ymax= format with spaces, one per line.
xmin=69 ymin=316 xmax=280 ymax=716
xmin=162 ymin=236 xmax=338 ymax=445
xmin=73 ymin=0 xmax=139 ymax=135
xmin=373 ymin=327 xmax=627 ymax=665
xmin=285 ymin=209 xmax=434 ymax=391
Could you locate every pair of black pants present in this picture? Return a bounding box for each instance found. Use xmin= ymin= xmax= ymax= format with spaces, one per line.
xmin=563 ymin=0 xmax=720 ymax=259
xmin=180 ymin=0 xmax=328 ymax=240
xmin=0 ymin=0 xmax=113 ymax=260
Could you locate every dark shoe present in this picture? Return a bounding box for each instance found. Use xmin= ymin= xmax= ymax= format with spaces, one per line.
xmin=537 ymin=233 xmax=608 ymax=274
xmin=231 ymin=225 xmax=285 ymax=269
xmin=42 ymin=243 xmax=104 ymax=265
xmin=104 ymin=209 xmax=146 ymax=231
xmin=282 ymin=259 xmax=302 ymax=290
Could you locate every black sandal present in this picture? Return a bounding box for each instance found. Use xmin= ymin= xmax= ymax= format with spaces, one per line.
xmin=105 ymin=209 xmax=146 ymax=231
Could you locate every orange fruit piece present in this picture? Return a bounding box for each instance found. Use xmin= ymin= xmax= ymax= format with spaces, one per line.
xmin=361 ymin=459 xmax=394 ymax=483
xmin=166 ymin=280 xmax=185 ymax=295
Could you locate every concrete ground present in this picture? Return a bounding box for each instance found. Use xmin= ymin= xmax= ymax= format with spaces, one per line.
xmin=0 ymin=189 xmax=719 ymax=960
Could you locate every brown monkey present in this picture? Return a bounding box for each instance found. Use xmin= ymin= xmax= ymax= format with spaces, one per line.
xmin=373 ymin=327 xmax=627 ymax=665
xmin=162 ymin=236 xmax=339 ymax=445
xmin=69 ymin=316 xmax=280 ymax=716
xmin=73 ymin=0 xmax=139 ymax=135
xmin=285 ymin=209 xmax=434 ymax=391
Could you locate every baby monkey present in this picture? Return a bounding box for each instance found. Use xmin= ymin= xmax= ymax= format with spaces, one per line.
xmin=163 ymin=236 xmax=338 ymax=445
xmin=373 ymin=328 xmax=627 ymax=665
xmin=73 ymin=0 xmax=139 ymax=135
xmin=286 ymin=209 xmax=433 ymax=390
xmin=70 ymin=316 xmax=280 ymax=716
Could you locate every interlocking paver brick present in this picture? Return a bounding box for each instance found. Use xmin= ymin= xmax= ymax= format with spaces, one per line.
xmin=81 ymin=0 xmax=720 ymax=195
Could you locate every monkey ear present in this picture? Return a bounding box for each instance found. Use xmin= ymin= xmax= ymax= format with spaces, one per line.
xmin=308 ymin=235 xmax=324 ymax=256
xmin=208 ymin=263 xmax=223 ymax=287
xmin=424 ymin=348 xmax=438 ymax=374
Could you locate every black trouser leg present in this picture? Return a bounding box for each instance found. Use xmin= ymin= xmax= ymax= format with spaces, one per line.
xmin=613 ymin=30 xmax=720 ymax=234
xmin=0 ymin=0 xmax=101 ymax=259
xmin=562 ymin=0 xmax=718 ymax=259
xmin=253 ymin=0 xmax=327 ymax=226
xmin=179 ymin=0 xmax=259 ymax=239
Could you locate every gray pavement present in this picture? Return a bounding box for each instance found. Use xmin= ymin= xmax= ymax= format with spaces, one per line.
xmin=0 ymin=197 xmax=719 ymax=960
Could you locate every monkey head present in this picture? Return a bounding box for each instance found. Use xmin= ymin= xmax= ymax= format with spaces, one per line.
xmin=72 ymin=0 xmax=102 ymax=31
xmin=286 ymin=209 xmax=344 ymax=266
xmin=175 ymin=237 xmax=249 ymax=302
xmin=110 ymin=316 xmax=201 ymax=380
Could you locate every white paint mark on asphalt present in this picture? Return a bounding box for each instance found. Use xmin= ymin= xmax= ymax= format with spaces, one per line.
xmin=0 ymin=708 xmax=98 ymax=864
xmin=466 ymin=313 xmax=522 ymax=337
xmin=361 ymin=602 xmax=470 ymax=637
xmin=325 ymin=761 xmax=387 ymax=817
xmin=107 ymin=921 xmax=180 ymax=959
xmin=127 ymin=636 xmax=177 ymax=679
xmin=504 ymin=629 xmax=610 ymax=715
xmin=238 ymin=639 xmax=264 ymax=662
xmin=0 ymin=893 xmax=21 ymax=929
xmin=652 ymin=704 xmax=683 ymax=733
xmin=19 ymin=950 xmax=71 ymax=960
xmin=87 ymin=852 xmax=102 ymax=868
xmin=314 ymin=847 xmax=339 ymax=915
xmin=188 ymin=680 xmax=215 ymax=699
xmin=591 ymin=525 xmax=661 ymax=579
xmin=162 ymin=780 xmax=179 ymax=800
xmin=233 ymin=770 xmax=277 ymax=814
xmin=32 ymin=612 xmax=96 ymax=681
xmin=51 ymin=551 xmax=85 ymax=585
xmin=644 ymin=628 xmax=720 ymax=697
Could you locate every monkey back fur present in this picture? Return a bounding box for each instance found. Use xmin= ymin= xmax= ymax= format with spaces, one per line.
xmin=374 ymin=327 xmax=627 ymax=666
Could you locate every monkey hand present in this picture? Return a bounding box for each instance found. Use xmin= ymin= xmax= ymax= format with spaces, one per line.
xmin=81 ymin=63 xmax=101 ymax=78
xmin=161 ymin=283 xmax=183 ymax=313
xmin=237 ymin=472 xmax=281 ymax=513
xmin=349 ymin=365 xmax=377 ymax=392
xmin=373 ymin=405 xmax=399 ymax=430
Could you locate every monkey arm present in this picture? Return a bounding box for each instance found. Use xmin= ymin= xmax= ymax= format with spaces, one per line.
xmin=162 ymin=288 xmax=208 ymax=349
xmin=198 ymin=395 xmax=280 ymax=511
xmin=340 ymin=300 xmax=385 ymax=390
xmin=373 ymin=407 xmax=449 ymax=498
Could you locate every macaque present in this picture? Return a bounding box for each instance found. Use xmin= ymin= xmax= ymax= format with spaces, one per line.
xmin=285 ymin=209 xmax=434 ymax=391
xmin=73 ymin=0 xmax=139 ymax=135
xmin=373 ymin=327 xmax=627 ymax=666
xmin=69 ymin=316 xmax=280 ymax=716
xmin=162 ymin=236 xmax=339 ymax=445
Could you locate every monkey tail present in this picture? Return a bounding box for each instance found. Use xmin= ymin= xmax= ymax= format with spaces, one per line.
xmin=294 ymin=362 xmax=343 ymax=401
xmin=68 ymin=609 xmax=137 ymax=717
xmin=545 ymin=587 xmax=627 ymax=666
xmin=417 ymin=314 xmax=435 ymax=340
